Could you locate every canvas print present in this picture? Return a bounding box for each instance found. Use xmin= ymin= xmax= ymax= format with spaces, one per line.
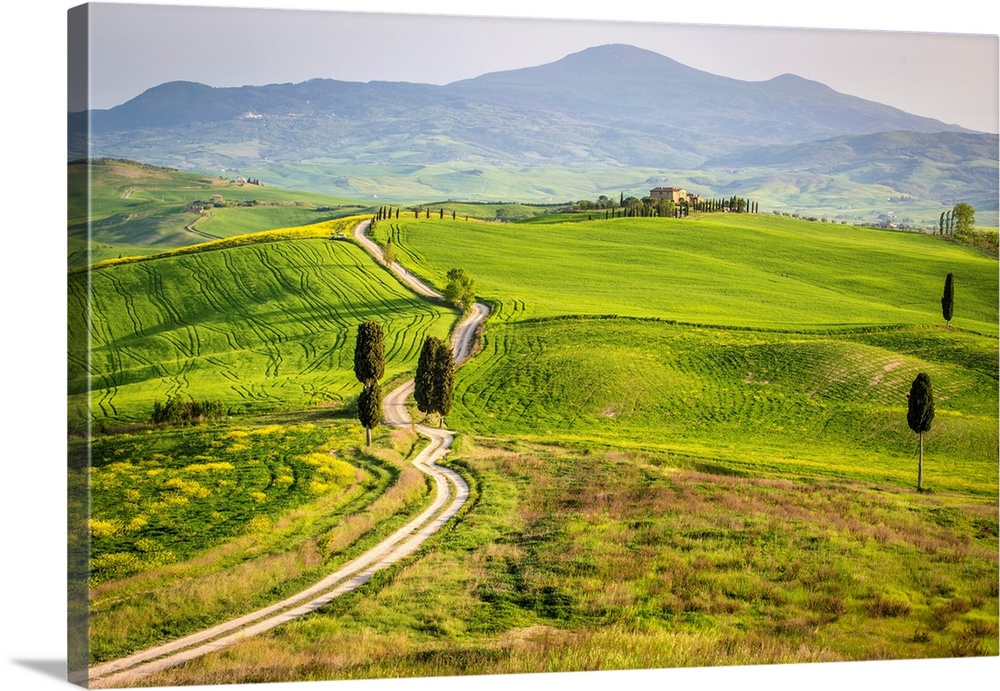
xmin=67 ymin=2 xmax=999 ymax=688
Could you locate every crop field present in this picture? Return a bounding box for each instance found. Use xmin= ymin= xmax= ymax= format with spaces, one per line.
xmin=75 ymin=416 xmax=433 ymax=663
xmin=68 ymin=159 xmax=365 ymax=269
xmin=375 ymin=214 xmax=997 ymax=490
xmin=373 ymin=214 xmax=998 ymax=331
xmin=69 ymin=217 xmax=458 ymax=426
xmin=447 ymin=318 xmax=997 ymax=495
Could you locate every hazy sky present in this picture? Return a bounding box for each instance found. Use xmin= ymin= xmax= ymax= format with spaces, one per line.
xmin=75 ymin=1 xmax=999 ymax=133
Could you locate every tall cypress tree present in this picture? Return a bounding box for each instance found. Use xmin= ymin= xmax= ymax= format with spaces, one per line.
xmin=906 ymin=373 xmax=935 ymax=491
xmin=414 ymin=336 xmax=440 ymax=415
xmin=941 ymin=273 xmax=954 ymax=327
xmin=354 ymin=321 xmax=385 ymax=445
xmin=354 ymin=321 xmax=385 ymax=386
xmin=431 ymin=340 xmax=455 ymax=427
xmin=414 ymin=336 xmax=455 ymax=426
xmin=357 ymin=381 xmax=382 ymax=447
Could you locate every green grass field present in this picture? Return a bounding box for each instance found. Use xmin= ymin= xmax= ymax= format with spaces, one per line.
xmin=373 ymin=214 xmax=997 ymax=494
xmin=70 ymin=217 xmax=458 ymax=426
xmin=448 ymin=318 xmax=997 ymax=495
xmin=76 ymin=204 xmax=997 ymax=682
xmin=140 ymin=437 xmax=999 ymax=686
xmin=373 ymin=214 xmax=998 ymax=331
xmin=75 ymin=416 xmax=433 ymax=663
xmin=68 ymin=159 xmax=365 ymax=269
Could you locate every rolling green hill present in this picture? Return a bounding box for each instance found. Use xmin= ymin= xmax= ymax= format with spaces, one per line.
xmin=374 ymin=214 xmax=998 ymax=332
xmin=68 ymin=159 xmax=366 ymax=269
xmin=69 ymin=217 xmax=458 ymax=426
xmin=373 ymin=214 xmax=998 ymax=494
xmin=74 ymin=199 xmax=997 ymax=678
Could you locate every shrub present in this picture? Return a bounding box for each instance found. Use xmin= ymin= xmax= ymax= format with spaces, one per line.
xmin=866 ymin=592 xmax=912 ymax=618
xmin=151 ymin=396 xmax=226 ymax=424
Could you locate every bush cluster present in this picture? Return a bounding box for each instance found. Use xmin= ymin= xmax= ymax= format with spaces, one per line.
xmin=151 ymin=396 xmax=226 ymax=424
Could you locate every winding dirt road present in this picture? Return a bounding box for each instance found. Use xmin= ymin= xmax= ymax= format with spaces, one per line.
xmin=86 ymin=220 xmax=488 ymax=688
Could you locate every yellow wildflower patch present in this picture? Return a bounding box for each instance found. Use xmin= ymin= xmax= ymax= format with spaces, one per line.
xmin=250 ymin=425 xmax=284 ymax=436
xmin=125 ymin=515 xmax=148 ymax=532
xmin=89 ymin=518 xmax=123 ymax=539
xmin=184 ymin=461 xmax=236 ymax=473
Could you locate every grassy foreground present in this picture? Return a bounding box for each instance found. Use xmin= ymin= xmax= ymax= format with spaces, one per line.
xmin=137 ymin=437 xmax=998 ymax=685
xmin=79 ymin=415 xmax=434 ymax=664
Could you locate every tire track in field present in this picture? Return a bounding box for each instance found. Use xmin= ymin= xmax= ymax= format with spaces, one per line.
xmin=180 ymin=255 xmax=248 ymax=356
xmin=305 ymin=239 xmax=441 ymax=370
xmin=85 ymin=221 xmax=489 ymax=689
xmin=250 ymin=243 xmax=343 ymax=369
xmin=103 ymin=271 xmax=146 ymax=336
xmin=268 ymin=243 xmax=346 ymax=333
xmin=216 ymin=250 xmax=287 ymax=379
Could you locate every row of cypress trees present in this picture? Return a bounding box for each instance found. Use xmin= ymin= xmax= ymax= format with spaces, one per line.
xmin=938 ymin=203 xmax=976 ymax=236
xmin=414 ymin=336 xmax=455 ymax=425
xmin=353 ymin=321 xmax=455 ymax=445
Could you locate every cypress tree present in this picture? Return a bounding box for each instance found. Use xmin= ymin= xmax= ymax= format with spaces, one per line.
xmin=939 ymin=212 xmax=945 ymax=235
xmin=357 ymin=382 xmax=382 ymax=447
xmin=906 ymin=373 xmax=935 ymax=491
xmin=353 ymin=321 xmax=385 ymax=386
xmin=941 ymin=273 xmax=954 ymax=327
xmin=431 ymin=339 xmax=455 ymax=427
xmin=414 ymin=336 xmax=439 ymax=415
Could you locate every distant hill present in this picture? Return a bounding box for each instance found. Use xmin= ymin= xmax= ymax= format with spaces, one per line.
xmin=704 ymin=131 xmax=1000 ymax=210
xmin=75 ymin=44 xmax=973 ymax=166
xmin=70 ymin=44 xmax=995 ymax=214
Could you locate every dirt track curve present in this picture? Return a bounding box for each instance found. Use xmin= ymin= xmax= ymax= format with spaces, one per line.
xmin=85 ymin=220 xmax=488 ymax=688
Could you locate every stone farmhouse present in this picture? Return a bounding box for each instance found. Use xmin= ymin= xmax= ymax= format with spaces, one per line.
xmin=650 ymin=186 xmax=703 ymax=206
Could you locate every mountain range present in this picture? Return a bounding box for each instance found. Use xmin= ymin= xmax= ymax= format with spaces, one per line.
xmin=70 ymin=44 xmax=997 ymax=211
